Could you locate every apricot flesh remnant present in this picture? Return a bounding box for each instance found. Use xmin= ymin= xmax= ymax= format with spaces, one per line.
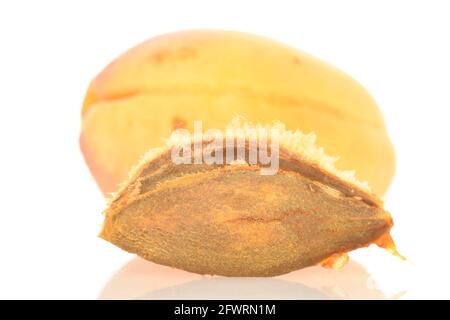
xmin=101 ymin=123 xmax=400 ymax=276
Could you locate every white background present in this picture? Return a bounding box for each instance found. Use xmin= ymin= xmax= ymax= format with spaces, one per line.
xmin=0 ymin=0 xmax=449 ymax=299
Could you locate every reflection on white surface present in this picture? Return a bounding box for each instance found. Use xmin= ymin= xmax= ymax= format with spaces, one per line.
xmin=99 ymin=257 xmax=401 ymax=300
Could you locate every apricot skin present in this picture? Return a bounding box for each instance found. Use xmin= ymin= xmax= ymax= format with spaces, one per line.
xmin=80 ymin=30 xmax=395 ymax=196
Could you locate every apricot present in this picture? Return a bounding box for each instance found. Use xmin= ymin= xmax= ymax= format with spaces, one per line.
xmin=80 ymin=30 xmax=395 ymax=196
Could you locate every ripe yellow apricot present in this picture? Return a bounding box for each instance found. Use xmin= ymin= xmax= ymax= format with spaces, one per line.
xmin=80 ymin=30 xmax=395 ymax=196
